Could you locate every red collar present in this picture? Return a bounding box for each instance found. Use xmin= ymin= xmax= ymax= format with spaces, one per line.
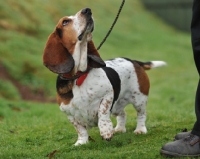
xmin=59 ymin=67 xmax=91 ymax=86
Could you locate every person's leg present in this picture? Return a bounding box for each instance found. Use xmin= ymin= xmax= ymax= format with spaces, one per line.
xmin=191 ymin=0 xmax=200 ymax=73
xmin=160 ymin=0 xmax=200 ymax=157
xmin=191 ymin=0 xmax=200 ymax=137
xmin=192 ymin=80 xmax=200 ymax=136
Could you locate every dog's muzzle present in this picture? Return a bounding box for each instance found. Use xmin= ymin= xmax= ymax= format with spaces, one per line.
xmin=78 ymin=8 xmax=94 ymax=41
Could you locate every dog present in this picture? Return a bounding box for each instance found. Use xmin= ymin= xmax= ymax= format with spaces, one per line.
xmin=43 ymin=8 xmax=166 ymax=146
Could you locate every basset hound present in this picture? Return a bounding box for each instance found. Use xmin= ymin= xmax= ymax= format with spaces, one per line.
xmin=43 ymin=8 xmax=166 ymax=146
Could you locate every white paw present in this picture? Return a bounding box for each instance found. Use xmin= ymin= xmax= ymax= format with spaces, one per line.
xmin=100 ymin=129 xmax=114 ymax=141
xmin=114 ymin=126 xmax=126 ymax=133
xmin=74 ymin=138 xmax=88 ymax=146
xmin=134 ymin=126 xmax=147 ymax=134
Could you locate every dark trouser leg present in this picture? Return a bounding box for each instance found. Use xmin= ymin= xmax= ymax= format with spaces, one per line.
xmin=191 ymin=0 xmax=200 ymax=137
xmin=191 ymin=80 xmax=200 ymax=136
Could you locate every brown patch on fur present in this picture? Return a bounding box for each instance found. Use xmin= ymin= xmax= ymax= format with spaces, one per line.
xmin=142 ymin=64 xmax=151 ymax=70
xmin=56 ymin=17 xmax=77 ymax=53
xmin=134 ymin=60 xmax=152 ymax=70
xmin=57 ymin=80 xmax=74 ymax=105
xmin=58 ymin=86 xmax=70 ymax=95
xmin=57 ymin=93 xmax=72 ymax=105
xmin=43 ymin=31 xmax=75 ymax=74
xmin=133 ymin=62 xmax=150 ymax=95
xmin=43 ymin=32 xmax=69 ymax=65
xmin=43 ymin=16 xmax=77 ymax=74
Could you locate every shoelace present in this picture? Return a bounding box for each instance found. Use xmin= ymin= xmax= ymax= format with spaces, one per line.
xmin=184 ymin=134 xmax=200 ymax=146
xmin=184 ymin=134 xmax=196 ymax=142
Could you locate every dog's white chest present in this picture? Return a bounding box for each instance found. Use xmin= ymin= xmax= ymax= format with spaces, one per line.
xmin=60 ymin=95 xmax=99 ymax=128
xmin=60 ymin=69 xmax=113 ymax=128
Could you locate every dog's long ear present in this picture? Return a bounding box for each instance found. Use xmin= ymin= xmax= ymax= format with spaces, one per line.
xmin=87 ymin=40 xmax=106 ymax=68
xmin=43 ymin=32 xmax=74 ymax=74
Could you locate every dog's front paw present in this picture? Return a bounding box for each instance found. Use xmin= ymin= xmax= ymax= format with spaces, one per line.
xmin=134 ymin=126 xmax=147 ymax=134
xmin=74 ymin=138 xmax=88 ymax=146
xmin=100 ymin=129 xmax=114 ymax=141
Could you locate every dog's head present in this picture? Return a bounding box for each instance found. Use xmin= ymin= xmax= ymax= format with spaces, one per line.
xmin=43 ymin=8 xmax=106 ymax=75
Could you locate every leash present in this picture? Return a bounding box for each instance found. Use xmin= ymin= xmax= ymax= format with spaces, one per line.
xmin=97 ymin=0 xmax=125 ymax=50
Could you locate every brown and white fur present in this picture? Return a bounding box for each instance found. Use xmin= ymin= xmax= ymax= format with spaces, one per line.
xmin=43 ymin=8 xmax=166 ymax=146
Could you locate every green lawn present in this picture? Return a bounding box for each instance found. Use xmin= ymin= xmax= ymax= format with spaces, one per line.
xmin=0 ymin=0 xmax=198 ymax=158
xmin=0 ymin=97 xmax=196 ymax=159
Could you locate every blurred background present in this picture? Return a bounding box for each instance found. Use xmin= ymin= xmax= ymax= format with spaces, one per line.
xmin=142 ymin=0 xmax=192 ymax=32
xmin=0 ymin=0 xmax=196 ymax=103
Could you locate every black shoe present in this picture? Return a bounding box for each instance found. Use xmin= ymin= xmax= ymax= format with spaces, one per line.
xmin=174 ymin=131 xmax=191 ymax=140
xmin=160 ymin=134 xmax=200 ymax=158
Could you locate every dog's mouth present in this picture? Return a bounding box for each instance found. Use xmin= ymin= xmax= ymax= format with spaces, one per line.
xmin=78 ymin=21 xmax=94 ymax=41
xmin=78 ymin=22 xmax=94 ymax=41
xmin=78 ymin=8 xmax=94 ymax=41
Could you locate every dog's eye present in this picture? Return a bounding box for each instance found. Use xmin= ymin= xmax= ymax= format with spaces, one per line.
xmin=62 ymin=20 xmax=70 ymax=26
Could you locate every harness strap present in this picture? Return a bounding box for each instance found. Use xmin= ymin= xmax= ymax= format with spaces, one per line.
xmin=102 ymin=67 xmax=121 ymax=111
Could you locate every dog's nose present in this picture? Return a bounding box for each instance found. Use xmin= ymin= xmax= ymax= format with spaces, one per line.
xmin=81 ymin=8 xmax=92 ymax=15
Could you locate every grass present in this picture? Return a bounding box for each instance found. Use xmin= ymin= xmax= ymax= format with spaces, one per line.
xmin=0 ymin=98 xmax=195 ymax=159
xmin=0 ymin=0 xmax=198 ymax=158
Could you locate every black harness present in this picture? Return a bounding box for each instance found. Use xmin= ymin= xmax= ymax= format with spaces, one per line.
xmin=102 ymin=67 xmax=121 ymax=111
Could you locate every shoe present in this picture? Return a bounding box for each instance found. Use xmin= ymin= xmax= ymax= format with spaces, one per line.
xmin=160 ymin=134 xmax=200 ymax=158
xmin=174 ymin=131 xmax=191 ymax=140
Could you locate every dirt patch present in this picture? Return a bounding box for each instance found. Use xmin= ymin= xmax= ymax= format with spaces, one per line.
xmin=0 ymin=115 xmax=4 ymax=121
xmin=0 ymin=62 xmax=55 ymax=103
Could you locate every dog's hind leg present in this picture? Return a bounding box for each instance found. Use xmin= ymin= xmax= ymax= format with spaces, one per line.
xmin=112 ymin=98 xmax=128 ymax=133
xmin=114 ymin=110 xmax=127 ymax=133
xmin=132 ymin=94 xmax=148 ymax=134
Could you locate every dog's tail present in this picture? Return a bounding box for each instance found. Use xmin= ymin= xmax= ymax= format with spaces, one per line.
xmin=135 ymin=60 xmax=167 ymax=70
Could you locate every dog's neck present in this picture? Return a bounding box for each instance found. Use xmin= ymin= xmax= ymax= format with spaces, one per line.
xmin=71 ymin=40 xmax=87 ymax=73
xmin=59 ymin=40 xmax=91 ymax=87
xmin=72 ymin=34 xmax=93 ymax=74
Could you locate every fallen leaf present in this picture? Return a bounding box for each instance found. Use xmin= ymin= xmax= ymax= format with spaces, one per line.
xmin=46 ymin=150 xmax=58 ymax=159
xmin=9 ymin=130 xmax=15 ymax=133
